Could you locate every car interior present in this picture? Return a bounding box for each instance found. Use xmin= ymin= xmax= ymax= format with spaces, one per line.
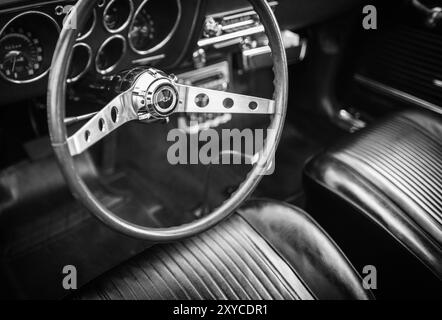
xmin=0 ymin=0 xmax=441 ymax=300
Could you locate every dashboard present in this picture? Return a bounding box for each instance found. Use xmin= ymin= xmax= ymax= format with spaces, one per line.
xmin=0 ymin=0 xmax=362 ymax=106
xmin=0 ymin=0 xmax=201 ymax=105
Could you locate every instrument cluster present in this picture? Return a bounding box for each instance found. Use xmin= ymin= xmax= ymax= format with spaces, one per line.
xmin=0 ymin=0 xmax=182 ymax=85
xmin=73 ymin=0 xmax=182 ymax=82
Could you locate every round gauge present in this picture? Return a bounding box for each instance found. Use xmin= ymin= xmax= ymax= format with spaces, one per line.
xmin=128 ymin=8 xmax=155 ymax=51
xmin=0 ymin=29 xmax=43 ymax=83
xmin=0 ymin=11 xmax=60 ymax=84
xmin=128 ymin=0 xmax=181 ymax=54
xmin=103 ymin=0 xmax=134 ymax=33
xmin=96 ymin=35 xmax=126 ymax=74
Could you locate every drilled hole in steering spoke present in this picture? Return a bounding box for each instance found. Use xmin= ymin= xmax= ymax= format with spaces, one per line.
xmin=195 ymin=94 xmax=209 ymax=108
xmin=249 ymin=101 xmax=258 ymax=110
xmin=223 ymin=98 xmax=234 ymax=109
xmin=98 ymin=118 xmax=106 ymax=132
xmin=111 ymin=107 xmax=119 ymax=123
xmin=84 ymin=130 xmax=91 ymax=142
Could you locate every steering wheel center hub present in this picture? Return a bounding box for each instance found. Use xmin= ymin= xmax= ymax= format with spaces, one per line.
xmin=154 ymin=85 xmax=177 ymax=111
xmin=132 ymin=68 xmax=179 ymax=120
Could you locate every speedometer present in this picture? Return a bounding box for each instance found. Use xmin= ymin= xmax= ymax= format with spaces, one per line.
xmin=0 ymin=29 xmax=44 ymax=83
xmin=0 ymin=11 xmax=59 ymax=85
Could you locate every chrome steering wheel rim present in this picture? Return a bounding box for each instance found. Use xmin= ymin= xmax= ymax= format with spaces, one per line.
xmin=47 ymin=0 xmax=288 ymax=241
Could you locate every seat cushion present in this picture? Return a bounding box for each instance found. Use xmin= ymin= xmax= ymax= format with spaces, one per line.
xmin=304 ymin=110 xmax=442 ymax=284
xmin=73 ymin=200 xmax=371 ymax=300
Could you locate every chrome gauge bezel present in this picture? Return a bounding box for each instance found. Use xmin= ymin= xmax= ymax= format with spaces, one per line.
xmin=103 ymin=0 xmax=135 ymax=34
xmin=67 ymin=43 xmax=93 ymax=83
xmin=0 ymin=11 xmax=60 ymax=84
xmin=95 ymin=34 xmax=127 ymax=75
xmin=128 ymin=0 xmax=181 ymax=55
xmin=77 ymin=9 xmax=97 ymax=41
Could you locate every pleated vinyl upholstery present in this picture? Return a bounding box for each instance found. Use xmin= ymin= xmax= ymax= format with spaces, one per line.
xmin=76 ymin=214 xmax=314 ymax=300
xmin=338 ymin=111 xmax=442 ymax=242
xmin=305 ymin=110 xmax=442 ymax=277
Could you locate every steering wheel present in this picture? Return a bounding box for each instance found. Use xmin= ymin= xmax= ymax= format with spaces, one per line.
xmin=47 ymin=0 xmax=288 ymax=241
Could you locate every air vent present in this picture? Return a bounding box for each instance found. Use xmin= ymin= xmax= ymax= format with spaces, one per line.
xmin=356 ymin=23 xmax=442 ymax=109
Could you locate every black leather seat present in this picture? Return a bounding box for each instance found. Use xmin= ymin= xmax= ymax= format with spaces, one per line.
xmin=73 ymin=200 xmax=372 ymax=300
xmin=304 ymin=110 xmax=442 ymax=298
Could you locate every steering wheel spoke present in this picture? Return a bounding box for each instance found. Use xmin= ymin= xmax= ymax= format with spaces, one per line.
xmin=174 ymin=84 xmax=275 ymax=115
xmin=67 ymin=91 xmax=137 ymax=156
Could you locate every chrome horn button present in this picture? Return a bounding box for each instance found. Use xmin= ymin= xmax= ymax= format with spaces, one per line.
xmin=152 ymin=84 xmax=178 ymax=115
xmin=132 ymin=68 xmax=179 ymax=120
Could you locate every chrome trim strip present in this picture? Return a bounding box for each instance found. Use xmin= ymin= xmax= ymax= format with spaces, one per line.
xmin=95 ymin=34 xmax=127 ymax=75
xmin=67 ymin=42 xmax=92 ymax=83
xmin=221 ymin=19 xmax=256 ymax=32
xmin=103 ymin=0 xmax=134 ymax=33
xmin=355 ymin=74 xmax=442 ymax=114
xmin=198 ymin=25 xmax=265 ymax=48
xmin=77 ymin=8 xmax=96 ymax=41
xmin=206 ymin=1 xmax=278 ymax=19
xmin=222 ymin=10 xmax=257 ymax=22
xmin=0 ymin=10 xmax=61 ymax=84
xmin=243 ymin=45 xmax=271 ymax=57
xmin=128 ymin=0 xmax=182 ymax=55
xmin=213 ymin=38 xmax=242 ymax=49
xmin=132 ymin=53 xmax=166 ymax=65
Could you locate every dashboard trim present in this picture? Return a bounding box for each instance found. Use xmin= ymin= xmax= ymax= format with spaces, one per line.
xmin=0 ymin=10 xmax=61 ymax=84
xmin=128 ymin=0 xmax=182 ymax=56
xmin=132 ymin=53 xmax=166 ymax=65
